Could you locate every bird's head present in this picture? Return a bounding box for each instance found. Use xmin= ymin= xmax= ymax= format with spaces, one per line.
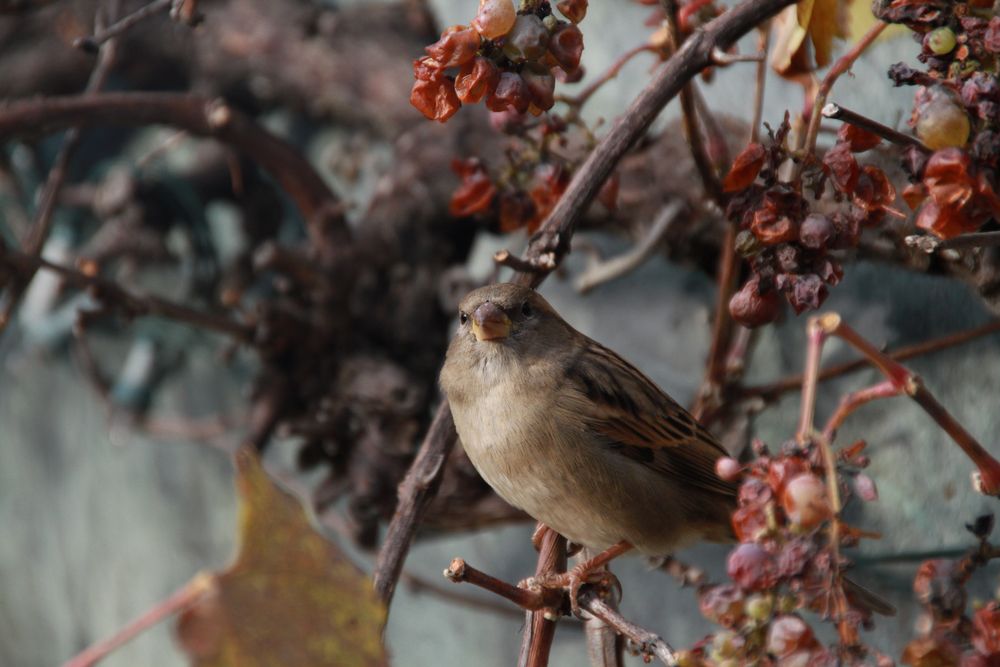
xmin=451 ymin=283 xmax=564 ymax=357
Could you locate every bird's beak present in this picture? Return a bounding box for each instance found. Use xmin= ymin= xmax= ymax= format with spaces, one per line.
xmin=472 ymin=302 xmax=511 ymax=342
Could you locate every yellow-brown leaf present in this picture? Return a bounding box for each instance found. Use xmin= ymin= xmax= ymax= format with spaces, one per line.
xmin=176 ymin=448 xmax=388 ymax=667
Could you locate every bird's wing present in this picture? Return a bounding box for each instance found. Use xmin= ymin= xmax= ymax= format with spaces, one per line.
xmin=563 ymin=339 xmax=738 ymax=500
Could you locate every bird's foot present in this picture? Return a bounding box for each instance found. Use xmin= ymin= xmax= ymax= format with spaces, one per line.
xmin=539 ymin=540 xmax=633 ymax=617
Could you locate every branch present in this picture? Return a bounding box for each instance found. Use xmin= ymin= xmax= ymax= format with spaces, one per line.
xmin=62 ymin=574 xmax=211 ymax=667
xmin=0 ymin=242 xmax=254 ymax=342
xmin=0 ymin=93 xmax=347 ymax=258
xmin=906 ymin=230 xmax=1000 ymax=254
xmin=519 ymin=527 xmax=567 ymax=667
xmin=798 ymin=22 xmax=889 ymax=166
xmin=822 ymin=102 xmax=926 ymax=150
xmin=373 ymin=403 xmax=457 ymax=609
xmin=806 ymin=313 xmax=1000 ymax=496
xmin=740 ymin=319 xmax=1000 ymax=401
xmin=579 ymin=591 xmax=677 ymax=666
xmin=510 ymin=0 xmax=799 ymax=288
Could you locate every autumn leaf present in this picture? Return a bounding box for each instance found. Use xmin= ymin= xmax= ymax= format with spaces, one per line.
xmin=176 ymin=448 xmax=388 ymax=667
xmin=770 ymin=0 xmax=850 ymax=79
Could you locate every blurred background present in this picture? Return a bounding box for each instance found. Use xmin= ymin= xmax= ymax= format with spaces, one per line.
xmin=1 ymin=0 xmax=999 ymax=665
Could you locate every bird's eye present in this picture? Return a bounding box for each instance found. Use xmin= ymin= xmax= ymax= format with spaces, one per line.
xmin=521 ymin=302 xmax=533 ymax=317
xmin=459 ymin=311 xmax=468 ymax=325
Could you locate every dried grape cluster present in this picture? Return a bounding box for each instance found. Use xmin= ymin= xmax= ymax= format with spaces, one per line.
xmin=677 ymin=438 xmax=887 ymax=666
xmin=449 ymin=119 xmax=618 ymax=233
xmin=410 ymin=0 xmax=586 ymax=122
xmin=724 ymin=117 xmax=894 ymax=328
xmin=901 ymin=515 xmax=1000 ymax=667
xmin=879 ymin=0 xmax=1000 ymax=239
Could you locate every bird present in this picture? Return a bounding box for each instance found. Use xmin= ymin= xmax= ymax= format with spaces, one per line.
xmin=439 ymin=282 xmax=893 ymax=616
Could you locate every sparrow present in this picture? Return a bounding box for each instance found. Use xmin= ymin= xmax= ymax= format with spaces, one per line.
xmin=441 ymin=283 xmax=735 ymax=559
xmin=439 ymin=283 xmax=893 ymax=616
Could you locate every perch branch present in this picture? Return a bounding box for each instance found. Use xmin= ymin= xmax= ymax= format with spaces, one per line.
xmin=519 ymin=527 xmax=567 ymax=667
xmin=580 ymin=590 xmax=677 ymax=666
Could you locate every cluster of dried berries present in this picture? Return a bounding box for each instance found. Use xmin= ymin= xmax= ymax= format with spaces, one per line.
xmin=878 ymin=0 xmax=1000 ymax=238
xmin=675 ymin=438 xmax=883 ymax=666
xmin=410 ymin=0 xmax=586 ymax=122
xmin=724 ymin=118 xmax=891 ymax=328
xmin=901 ymin=515 xmax=1000 ymax=667
xmin=449 ymin=113 xmax=618 ymax=231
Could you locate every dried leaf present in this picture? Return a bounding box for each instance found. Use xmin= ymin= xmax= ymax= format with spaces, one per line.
xmin=176 ymin=448 xmax=388 ymax=667
xmin=723 ymin=143 xmax=767 ymax=192
xmin=771 ymin=0 xmax=850 ymax=79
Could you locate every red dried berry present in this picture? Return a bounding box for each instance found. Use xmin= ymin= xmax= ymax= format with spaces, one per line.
xmin=487 ymin=71 xmax=531 ymax=114
xmin=723 ymin=143 xmax=766 ymax=193
xmin=556 ymin=0 xmax=588 ymax=23
xmin=799 ymin=213 xmax=834 ymax=249
xmin=502 ymin=14 xmax=549 ymax=62
xmin=521 ymin=65 xmax=556 ymax=111
xmin=729 ymin=275 xmax=780 ymax=328
xmin=766 ymin=457 xmax=809 ymax=496
xmin=548 ymin=23 xmax=584 ymax=71
xmin=838 ymin=124 xmax=883 ymax=153
xmin=715 ymin=457 xmax=742 ymax=482
xmin=410 ymin=76 xmax=462 ymax=122
xmin=727 ymin=543 xmax=778 ymax=591
xmin=902 ymin=635 xmax=962 ymax=667
xmin=426 ymin=25 xmax=481 ymax=68
xmin=767 ymin=615 xmax=818 ymax=657
xmin=450 ymin=159 xmax=497 ymax=217
xmin=781 ymin=473 xmax=832 ymax=529
xmin=972 ymin=602 xmax=1000 ymax=656
xmin=471 ymin=0 xmax=517 ymax=40
xmin=455 ymin=57 xmax=500 ymax=104
xmin=750 ymin=208 xmax=798 ymax=245
xmin=823 ymin=142 xmax=860 ymax=192
xmin=698 ymin=584 xmax=746 ymax=628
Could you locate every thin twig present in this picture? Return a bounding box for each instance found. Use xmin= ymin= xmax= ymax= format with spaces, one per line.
xmin=797 ymin=317 xmax=855 ymax=646
xmin=822 ymin=103 xmax=926 ymax=150
xmin=401 ymin=570 xmax=527 ymax=620
xmin=62 ymin=574 xmax=212 ymax=667
xmin=822 ymin=379 xmax=899 ymax=440
xmin=73 ymin=0 xmax=173 ymax=52
xmin=749 ymin=23 xmax=770 ymax=144
xmin=580 ymin=590 xmax=677 ymax=666
xmin=741 ymin=319 xmax=1000 ymax=401
xmin=812 ymin=313 xmax=1000 ymax=496
xmin=797 ymin=22 xmax=889 ymax=170
xmin=0 ymin=243 xmax=253 ymax=341
xmin=560 ymin=45 xmax=658 ymax=110
xmin=906 ymin=230 xmax=1000 ymax=254
xmin=575 ymin=201 xmax=682 ymax=293
xmin=0 ymin=1 xmax=120 ymax=333
xmin=443 ymin=558 xmax=563 ymax=611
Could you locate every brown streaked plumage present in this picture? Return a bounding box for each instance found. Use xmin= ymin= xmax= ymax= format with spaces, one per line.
xmin=439 ymin=283 xmax=737 ymax=556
